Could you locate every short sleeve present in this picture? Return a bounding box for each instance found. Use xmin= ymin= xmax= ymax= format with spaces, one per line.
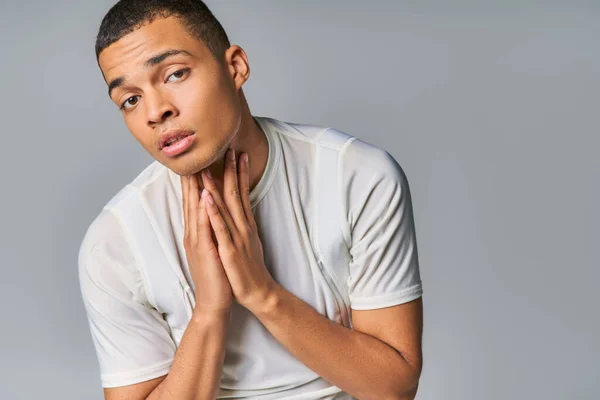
xmin=342 ymin=138 xmax=423 ymax=310
xmin=78 ymin=209 xmax=176 ymax=388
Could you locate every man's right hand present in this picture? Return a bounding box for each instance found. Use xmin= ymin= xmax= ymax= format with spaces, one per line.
xmin=181 ymin=171 xmax=233 ymax=313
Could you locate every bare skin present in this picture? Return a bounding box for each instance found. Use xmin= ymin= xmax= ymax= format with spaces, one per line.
xmin=97 ymin=13 xmax=423 ymax=400
xmin=99 ymin=15 xmax=269 ymax=194
xmin=98 ymin=15 xmax=270 ymax=400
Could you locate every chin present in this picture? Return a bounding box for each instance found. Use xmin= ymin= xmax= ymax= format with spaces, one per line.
xmin=166 ymin=150 xmax=220 ymax=177
xmin=167 ymin=160 xmax=205 ymax=177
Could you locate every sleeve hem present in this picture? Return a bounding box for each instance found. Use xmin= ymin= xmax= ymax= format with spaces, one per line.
xmin=349 ymin=282 xmax=423 ymax=310
xmin=100 ymin=358 xmax=173 ymax=388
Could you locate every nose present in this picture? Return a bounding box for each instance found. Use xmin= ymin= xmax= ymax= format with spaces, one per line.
xmin=145 ymin=90 xmax=178 ymax=126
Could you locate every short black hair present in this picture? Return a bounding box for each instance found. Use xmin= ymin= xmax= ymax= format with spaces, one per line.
xmin=95 ymin=0 xmax=231 ymax=64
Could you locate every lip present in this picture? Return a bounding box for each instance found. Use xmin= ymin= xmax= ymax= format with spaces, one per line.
xmin=159 ymin=130 xmax=196 ymax=150
xmin=161 ymin=133 xmax=196 ymax=157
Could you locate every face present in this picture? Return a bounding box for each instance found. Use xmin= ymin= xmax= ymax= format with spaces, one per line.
xmin=98 ymin=16 xmax=248 ymax=176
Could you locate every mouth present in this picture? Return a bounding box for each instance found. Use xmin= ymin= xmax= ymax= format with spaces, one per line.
xmin=160 ymin=133 xmax=196 ymax=158
xmin=159 ymin=130 xmax=195 ymax=150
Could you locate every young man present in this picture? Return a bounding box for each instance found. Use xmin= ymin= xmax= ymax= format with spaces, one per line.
xmin=78 ymin=1 xmax=424 ymax=399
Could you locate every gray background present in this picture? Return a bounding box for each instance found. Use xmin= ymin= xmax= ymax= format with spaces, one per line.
xmin=0 ymin=1 xmax=598 ymax=399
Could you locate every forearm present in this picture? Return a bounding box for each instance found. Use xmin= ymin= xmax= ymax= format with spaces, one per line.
xmin=147 ymin=309 xmax=230 ymax=400
xmin=252 ymin=286 xmax=418 ymax=400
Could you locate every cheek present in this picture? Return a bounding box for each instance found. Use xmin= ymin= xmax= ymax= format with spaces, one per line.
xmin=179 ymin=76 xmax=241 ymax=134
xmin=183 ymin=74 xmax=234 ymax=111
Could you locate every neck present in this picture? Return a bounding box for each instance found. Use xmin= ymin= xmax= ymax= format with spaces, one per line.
xmin=205 ymin=109 xmax=269 ymax=195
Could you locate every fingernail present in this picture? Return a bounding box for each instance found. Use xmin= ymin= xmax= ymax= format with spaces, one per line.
xmin=229 ymin=148 xmax=235 ymax=161
xmin=206 ymin=192 xmax=215 ymax=205
xmin=201 ymin=188 xmax=207 ymax=198
xmin=243 ymin=153 xmax=249 ymax=164
xmin=205 ymin=169 xmax=212 ymax=180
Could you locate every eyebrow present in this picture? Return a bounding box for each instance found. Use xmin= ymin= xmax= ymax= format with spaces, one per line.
xmin=107 ymin=49 xmax=193 ymax=99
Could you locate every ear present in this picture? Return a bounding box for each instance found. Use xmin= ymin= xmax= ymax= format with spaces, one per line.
xmin=224 ymin=45 xmax=250 ymax=90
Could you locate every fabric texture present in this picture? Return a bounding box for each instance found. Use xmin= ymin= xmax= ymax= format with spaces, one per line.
xmin=78 ymin=116 xmax=423 ymax=398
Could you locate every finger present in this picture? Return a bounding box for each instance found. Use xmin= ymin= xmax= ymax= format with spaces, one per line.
xmin=238 ymin=152 xmax=255 ymax=229
xmin=204 ymin=191 xmax=233 ymax=247
xmin=223 ymin=148 xmax=248 ymax=229
xmin=188 ymin=172 xmax=200 ymax=239
xmin=201 ymin=169 xmax=238 ymax=236
xmin=181 ymin=175 xmax=189 ymax=233
xmin=196 ymin=171 xmax=205 ymax=193
xmin=198 ymin=188 xmax=216 ymax=251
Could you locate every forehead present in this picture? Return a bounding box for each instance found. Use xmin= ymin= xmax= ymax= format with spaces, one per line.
xmin=98 ymin=16 xmax=207 ymax=81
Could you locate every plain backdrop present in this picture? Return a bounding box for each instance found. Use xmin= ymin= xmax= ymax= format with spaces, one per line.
xmin=0 ymin=1 xmax=598 ymax=399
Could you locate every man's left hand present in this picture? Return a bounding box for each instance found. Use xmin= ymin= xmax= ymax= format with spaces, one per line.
xmin=199 ymin=147 xmax=279 ymax=313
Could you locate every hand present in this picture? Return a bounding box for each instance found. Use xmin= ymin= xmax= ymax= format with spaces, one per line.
xmin=180 ymin=172 xmax=233 ymax=313
xmin=200 ymin=148 xmax=279 ymax=313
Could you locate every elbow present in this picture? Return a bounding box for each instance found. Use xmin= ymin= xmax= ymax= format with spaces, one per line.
xmin=368 ymin=377 xmax=419 ymax=400
xmin=388 ymin=385 xmax=419 ymax=400
xmin=398 ymin=388 xmax=419 ymax=400
xmin=388 ymin=363 xmax=421 ymax=400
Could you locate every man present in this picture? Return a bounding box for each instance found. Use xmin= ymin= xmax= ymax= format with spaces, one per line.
xmin=78 ymin=1 xmax=424 ymax=399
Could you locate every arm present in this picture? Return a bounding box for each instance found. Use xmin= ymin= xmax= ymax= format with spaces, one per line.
xmin=79 ymin=175 xmax=233 ymax=400
xmin=252 ymin=286 xmax=422 ymax=400
xmin=110 ymin=170 xmax=235 ymax=400
xmin=246 ymin=140 xmax=425 ymax=399
xmin=198 ymin=146 xmax=423 ymax=399
xmin=105 ymin=309 xmax=230 ymax=400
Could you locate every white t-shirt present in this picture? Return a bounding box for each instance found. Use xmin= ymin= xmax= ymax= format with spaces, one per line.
xmin=78 ymin=116 xmax=423 ymax=399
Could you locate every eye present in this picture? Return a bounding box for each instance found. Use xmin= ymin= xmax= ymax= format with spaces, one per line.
xmin=166 ymin=68 xmax=190 ymax=83
xmin=120 ymin=95 xmax=140 ymax=110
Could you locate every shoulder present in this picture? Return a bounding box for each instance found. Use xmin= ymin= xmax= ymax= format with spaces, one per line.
xmin=102 ymin=160 xmax=169 ymax=209
xmin=342 ymin=136 xmax=407 ymax=184
xmin=78 ymin=160 xmax=165 ymax=266
xmin=255 ymin=115 xmax=330 ymax=143
xmin=77 ymin=161 xmax=167 ymax=303
xmin=274 ymin=118 xmax=403 ymax=177
xmin=256 ymin=115 xmax=357 ymax=152
xmin=261 ymin=117 xmax=408 ymax=183
xmin=338 ymin=135 xmax=413 ymax=227
xmin=80 ymin=160 xmax=171 ymax=251
xmin=78 ymin=208 xmax=127 ymax=263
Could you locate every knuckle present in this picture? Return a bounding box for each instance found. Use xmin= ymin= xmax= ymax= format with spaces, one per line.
xmin=232 ymin=232 xmax=244 ymax=247
xmin=221 ymin=245 xmax=236 ymax=258
xmin=229 ymin=188 xmax=240 ymax=199
xmin=238 ymin=222 xmax=251 ymax=236
xmin=246 ymin=218 xmax=256 ymax=230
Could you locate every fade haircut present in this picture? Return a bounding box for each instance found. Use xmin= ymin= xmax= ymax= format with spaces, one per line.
xmin=95 ymin=0 xmax=231 ymax=64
